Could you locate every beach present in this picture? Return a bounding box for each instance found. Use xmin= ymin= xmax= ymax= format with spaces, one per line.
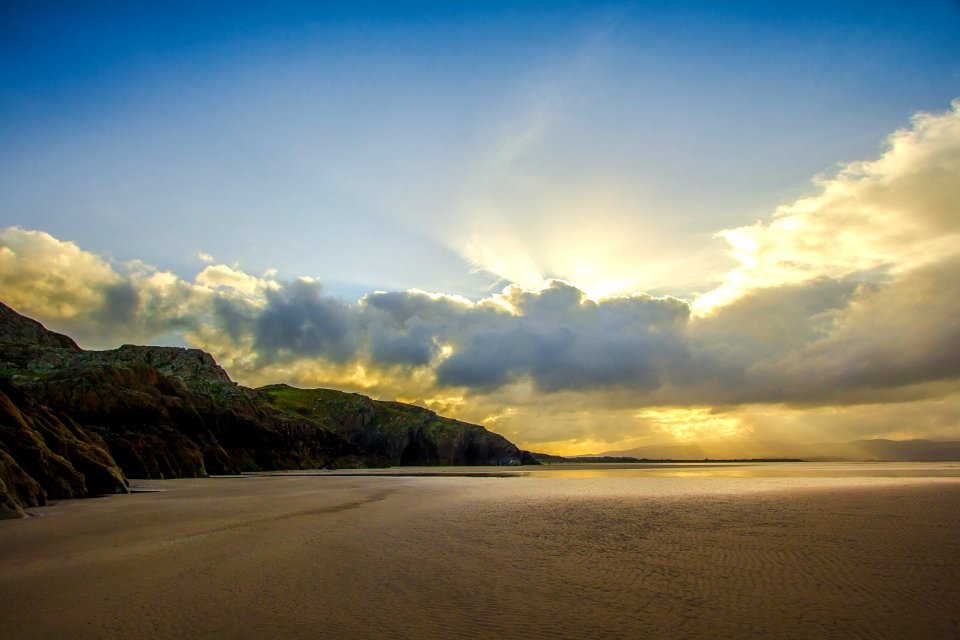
xmin=2 ymin=465 xmax=959 ymax=639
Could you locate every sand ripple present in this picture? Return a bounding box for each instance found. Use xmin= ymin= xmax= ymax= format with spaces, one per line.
xmin=1 ymin=475 xmax=958 ymax=639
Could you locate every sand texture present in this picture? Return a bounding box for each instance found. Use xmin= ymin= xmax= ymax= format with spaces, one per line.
xmin=2 ymin=472 xmax=959 ymax=639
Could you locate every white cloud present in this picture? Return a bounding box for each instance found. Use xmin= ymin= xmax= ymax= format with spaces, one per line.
xmin=0 ymin=227 xmax=211 ymax=347
xmin=696 ymin=100 xmax=960 ymax=313
xmin=195 ymin=263 xmax=277 ymax=297
xmin=0 ymin=227 xmax=122 ymax=320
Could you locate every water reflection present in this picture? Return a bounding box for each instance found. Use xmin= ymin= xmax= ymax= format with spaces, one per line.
xmin=523 ymin=462 xmax=960 ymax=479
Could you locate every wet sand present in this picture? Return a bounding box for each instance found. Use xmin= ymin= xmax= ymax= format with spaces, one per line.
xmin=2 ymin=471 xmax=959 ymax=639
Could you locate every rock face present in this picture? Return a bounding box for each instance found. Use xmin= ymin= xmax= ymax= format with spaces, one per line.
xmin=0 ymin=378 xmax=128 ymax=519
xmin=7 ymin=349 xmax=362 ymax=479
xmin=259 ymin=384 xmax=533 ymax=466
xmin=0 ymin=302 xmax=79 ymax=350
xmin=0 ymin=301 xmax=534 ymax=517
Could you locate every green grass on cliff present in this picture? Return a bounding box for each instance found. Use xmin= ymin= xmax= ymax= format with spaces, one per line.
xmin=259 ymin=384 xmax=481 ymax=440
xmin=259 ymin=384 xmax=368 ymax=418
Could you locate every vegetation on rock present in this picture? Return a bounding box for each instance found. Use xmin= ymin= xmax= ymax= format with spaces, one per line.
xmin=259 ymin=384 xmax=534 ymax=466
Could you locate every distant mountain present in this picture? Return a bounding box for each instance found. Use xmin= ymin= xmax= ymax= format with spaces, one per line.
xmin=794 ymin=439 xmax=960 ymax=462
xmin=599 ymin=438 xmax=960 ymax=462
xmin=596 ymin=443 xmax=721 ymax=460
xmin=0 ymin=301 xmax=531 ymax=518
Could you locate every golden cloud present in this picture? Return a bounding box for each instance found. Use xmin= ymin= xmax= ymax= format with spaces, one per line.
xmin=697 ymin=101 xmax=960 ymax=313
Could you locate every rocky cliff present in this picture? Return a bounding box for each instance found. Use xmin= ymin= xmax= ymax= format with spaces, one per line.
xmin=0 ymin=301 xmax=534 ymax=517
xmin=259 ymin=384 xmax=535 ymax=466
xmin=0 ymin=378 xmax=128 ymax=518
xmin=0 ymin=301 xmax=79 ymax=350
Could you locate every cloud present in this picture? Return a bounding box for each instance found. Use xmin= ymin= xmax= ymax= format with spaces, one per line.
xmin=195 ymin=264 xmax=275 ymax=297
xmin=435 ymin=280 xmax=689 ymax=392
xmin=772 ymin=257 xmax=960 ymax=397
xmin=697 ymin=100 xmax=960 ymax=312
xmin=367 ymin=316 xmax=440 ymax=367
xmin=4 ymin=196 xmax=960 ymax=413
xmin=253 ymin=279 xmax=358 ymax=364
xmin=0 ymin=228 xmax=121 ymax=319
xmin=669 ymin=101 xmax=960 ymax=408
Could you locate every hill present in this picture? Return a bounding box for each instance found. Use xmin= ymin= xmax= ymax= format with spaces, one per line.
xmin=259 ymin=384 xmax=533 ymax=466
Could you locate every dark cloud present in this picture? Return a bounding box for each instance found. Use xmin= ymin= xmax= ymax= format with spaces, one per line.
xmin=776 ymin=257 xmax=960 ymax=397
xmin=254 ymin=279 xmax=357 ymax=363
xmin=95 ymin=282 xmax=141 ymax=327
xmin=212 ymin=296 xmax=256 ymax=341
xmin=435 ymin=319 xmax=681 ymax=393
xmin=196 ymin=270 xmax=960 ymax=405
xmin=673 ymin=278 xmax=865 ymax=403
xmin=509 ymin=280 xmax=585 ymax=318
xmin=436 ymin=282 xmax=690 ymax=392
xmin=361 ymin=289 xmax=474 ymax=323
xmin=669 ymin=263 xmax=960 ymax=406
xmin=435 ymin=324 xmax=531 ymax=390
xmin=367 ymin=316 xmax=439 ymax=367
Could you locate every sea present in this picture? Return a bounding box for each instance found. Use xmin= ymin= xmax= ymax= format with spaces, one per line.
xmin=281 ymin=460 xmax=960 ymax=480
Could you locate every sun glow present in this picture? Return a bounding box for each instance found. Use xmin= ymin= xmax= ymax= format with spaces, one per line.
xmin=464 ymin=230 xmax=652 ymax=301
xmin=638 ymin=407 xmax=751 ymax=443
xmin=455 ymin=178 xmax=692 ymax=301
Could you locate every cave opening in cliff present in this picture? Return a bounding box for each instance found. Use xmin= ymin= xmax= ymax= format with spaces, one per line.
xmin=399 ymin=436 xmax=437 ymax=466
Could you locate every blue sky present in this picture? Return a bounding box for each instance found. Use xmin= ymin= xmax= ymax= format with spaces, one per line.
xmin=4 ymin=1 xmax=958 ymax=296
xmin=2 ymin=1 xmax=960 ymax=453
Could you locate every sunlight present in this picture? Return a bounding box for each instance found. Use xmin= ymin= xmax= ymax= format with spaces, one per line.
xmin=463 ymin=226 xmax=650 ymax=301
xmin=638 ymin=407 xmax=751 ymax=442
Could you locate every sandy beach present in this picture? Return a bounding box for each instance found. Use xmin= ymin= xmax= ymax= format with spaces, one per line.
xmin=2 ymin=467 xmax=959 ymax=639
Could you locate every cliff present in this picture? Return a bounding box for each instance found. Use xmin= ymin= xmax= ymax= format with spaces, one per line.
xmin=0 ymin=301 xmax=79 ymax=350
xmin=0 ymin=301 xmax=534 ymax=517
xmin=259 ymin=384 xmax=534 ymax=466
xmin=0 ymin=378 xmax=128 ymax=518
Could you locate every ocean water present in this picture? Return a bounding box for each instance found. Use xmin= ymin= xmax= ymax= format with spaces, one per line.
xmin=522 ymin=461 xmax=960 ymax=478
xmin=315 ymin=460 xmax=960 ymax=479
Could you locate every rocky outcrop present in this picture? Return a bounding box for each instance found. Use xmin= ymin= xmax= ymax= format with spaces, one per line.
xmin=19 ymin=357 xmax=362 ymax=479
xmin=0 ymin=450 xmax=42 ymax=519
xmin=24 ymin=359 xmax=227 ymax=478
xmin=0 ymin=378 xmax=128 ymax=518
xmin=258 ymin=384 xmax=532 ymax=466
xmin=0 ymin=302 xmax=79 ymax=350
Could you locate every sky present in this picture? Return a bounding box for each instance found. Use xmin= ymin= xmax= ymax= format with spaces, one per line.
xmin=2 ymin=1 xmax=960 ymax=455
